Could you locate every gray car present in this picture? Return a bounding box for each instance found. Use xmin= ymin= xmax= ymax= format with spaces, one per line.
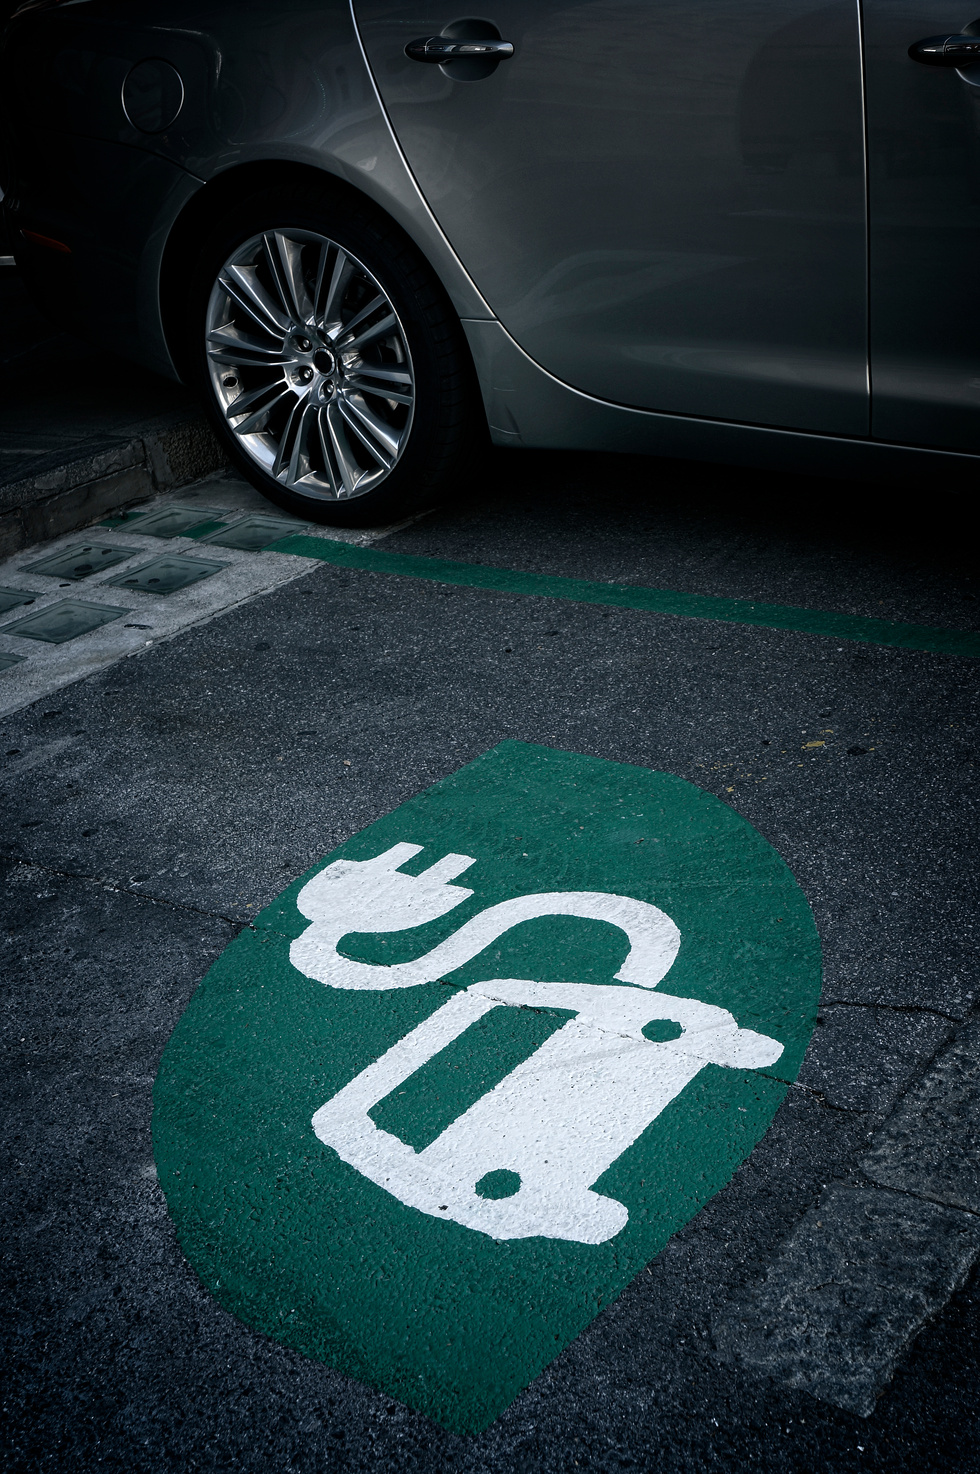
xmin=1 ymin=0 xmax=978 ymax=523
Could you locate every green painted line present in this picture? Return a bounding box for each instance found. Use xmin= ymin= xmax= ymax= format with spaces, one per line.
xmin=270 ymin=533 xmax=980 ymax=658
xmin=154 ymin=742 xmax=821 ymax=1431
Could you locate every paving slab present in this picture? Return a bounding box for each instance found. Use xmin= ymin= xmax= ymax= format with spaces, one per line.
xmin=714 ymin=1008 xmax=980 ymax=1417
xmin=714 ymin=1184 xmax=980 ymax=1417
xmin=0 ymin=473 xmax=423 ymax=719
xmin=861 ymin=1017 xmax=980 ymax=1212
xmin=795 ymin=1005 xmax=954 ymax=1114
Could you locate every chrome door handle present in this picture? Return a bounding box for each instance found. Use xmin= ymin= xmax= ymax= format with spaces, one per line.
xmin=405 ymin=36 xmax=515 ymax=63
xmin=909 ymin=33 xmax=980 ymax=65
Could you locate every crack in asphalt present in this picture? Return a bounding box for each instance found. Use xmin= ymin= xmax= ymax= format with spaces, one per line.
xmin=855 ymin=1170 xmax=980 ymax=1221
xmin=5 ymin=859 xmax=968 ymax=1139
xmin=822 ymin=998 xmax=963 ymax=1023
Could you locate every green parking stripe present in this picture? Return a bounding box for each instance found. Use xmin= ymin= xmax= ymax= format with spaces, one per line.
xmin=270 ymin=534 xmax=980 ymax=658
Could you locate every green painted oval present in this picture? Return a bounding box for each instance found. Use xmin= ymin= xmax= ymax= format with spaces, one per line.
xmin=154 ymin=742 xmax=821 ymax=1432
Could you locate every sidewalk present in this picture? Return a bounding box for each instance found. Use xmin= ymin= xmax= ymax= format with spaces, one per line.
xmin=0 ymin=265 xmax=225 ymax=556
xmin=0 ymin=470 xmax=418 ymax=713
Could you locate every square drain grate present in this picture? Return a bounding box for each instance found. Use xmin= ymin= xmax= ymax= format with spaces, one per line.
xmin=0 ymin=650 xmax=27 ymax=670
xmin=0 ymin=586 xmax=38 ymax=616
xmin=197 ymin=513 xmax=308 ymax=551
xmin=23 ymin=542 xmax=134 ymax=580
xmin=103 ymin=552 xmax=228 ymax=595
xmin=107 ymin=505 xmax=231 ymax=539
xmin=2 ymin=598 xmax=128 ymax=644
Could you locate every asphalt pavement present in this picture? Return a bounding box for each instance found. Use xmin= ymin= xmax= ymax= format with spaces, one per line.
xmin=2 ymin=402 xmax=979 ymax=1468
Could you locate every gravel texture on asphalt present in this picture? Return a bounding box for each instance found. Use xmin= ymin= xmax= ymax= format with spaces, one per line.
xmin=1 ymin=453 xmax=978 ymax=1471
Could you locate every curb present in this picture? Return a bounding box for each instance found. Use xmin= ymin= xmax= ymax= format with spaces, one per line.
xmin=714 ymin=1012 xmax=980 ymax=1415
xmin=0 ymin=411 xmax=227 ymax=558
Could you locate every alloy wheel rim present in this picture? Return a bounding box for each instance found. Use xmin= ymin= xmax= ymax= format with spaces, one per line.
xmin=205 ymin=229 xmax=415 ymax=501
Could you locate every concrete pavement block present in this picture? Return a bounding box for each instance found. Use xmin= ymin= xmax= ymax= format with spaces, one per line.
xmin=860 ymin=1017 xmax=980 ymax=1212
xmin=143 ymin=414 xmax=225 ymax=490
xmin=0 ymin=393 xmax=226 ymax=558
xmin=714 ymin=1183 xmax=980 ymax=1416
xmin=796 ymin=1005 xmax=953 ymax=1114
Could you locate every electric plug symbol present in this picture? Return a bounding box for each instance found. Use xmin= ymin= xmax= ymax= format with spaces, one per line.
xmin=295 ymin=842 xmax=476 ymax=947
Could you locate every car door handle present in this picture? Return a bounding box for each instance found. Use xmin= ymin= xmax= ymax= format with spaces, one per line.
xmin=405 ymin=37 xmax=515 ymax=63
xmin=908 ymin=33 xmax=980 ymax=66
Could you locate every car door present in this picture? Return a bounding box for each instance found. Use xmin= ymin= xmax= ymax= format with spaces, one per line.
xmin=353 ymin=2 xmax=868 ymax=436
xmin=864 ymin=3 xmax=980 ymax=451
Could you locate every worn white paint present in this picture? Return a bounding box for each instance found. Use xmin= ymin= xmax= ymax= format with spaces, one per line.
xmin=292 ymin=842 xmax=681 ymax=990
xmin=313 ymin=977 xmax=783 ymax=1243
xmin=299 ymin=843 xmax=783 ymax=1244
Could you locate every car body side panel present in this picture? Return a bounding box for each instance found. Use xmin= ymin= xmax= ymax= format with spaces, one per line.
xmin=464 ymin=317 xmax=980 ymax=483
xmin=3 ymin=133 xmax=201 ymax=379
xmin=3 ymin=0 xmax=978 ymax=476
xmin=0 ymin=0 xmax=491 ymax=377
xmin=355 ymin=0 xmax=869 ymax=437
xmin=864 ymin=0 xmax=980 ymax=452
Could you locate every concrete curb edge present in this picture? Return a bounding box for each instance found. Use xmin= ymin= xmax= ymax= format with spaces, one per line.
xmin=0 ymin=411 xmax=228 ymax=558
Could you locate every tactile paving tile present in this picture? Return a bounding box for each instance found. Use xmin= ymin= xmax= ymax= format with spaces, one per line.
xmin=106 ymin=505 xmax=231 ymax=539
xmin=22 ymin=542 xmax=135 ymax=581
xmin=102 ymin=552 xmax=229 ymax=595
xmin=0 ymin=650 xmax=27 ymax=671
xmin=1 ymin=598 xmax=129 ymax=644
xmin=0 ymin=586 xmax=38 ymax=616
xmin=196 ymin=513 xmax=309 ymax=551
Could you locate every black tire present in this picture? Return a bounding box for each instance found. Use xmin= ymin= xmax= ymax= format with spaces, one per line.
xmin=185 ymin=180 xmax=481 ymax=526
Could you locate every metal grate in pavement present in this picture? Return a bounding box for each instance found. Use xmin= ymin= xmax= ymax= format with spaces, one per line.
xmin=23 ymin=542 xmax=134 ymax=580
xmin=0 ymin=586 xmax=38 ymax=615
xmin=2 ymin=598 xmax=129 ymax=643
xmin=105 ymin=504 xmax=231 ymax=539
xmin=196 ymin=514 xmax=309 ymax=551
xmin=102 ymin=552 xmax=229 ymax=595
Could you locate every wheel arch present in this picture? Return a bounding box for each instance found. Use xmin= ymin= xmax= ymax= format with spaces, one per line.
xmin=159 ymin=159 xmax=483 ymax=403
